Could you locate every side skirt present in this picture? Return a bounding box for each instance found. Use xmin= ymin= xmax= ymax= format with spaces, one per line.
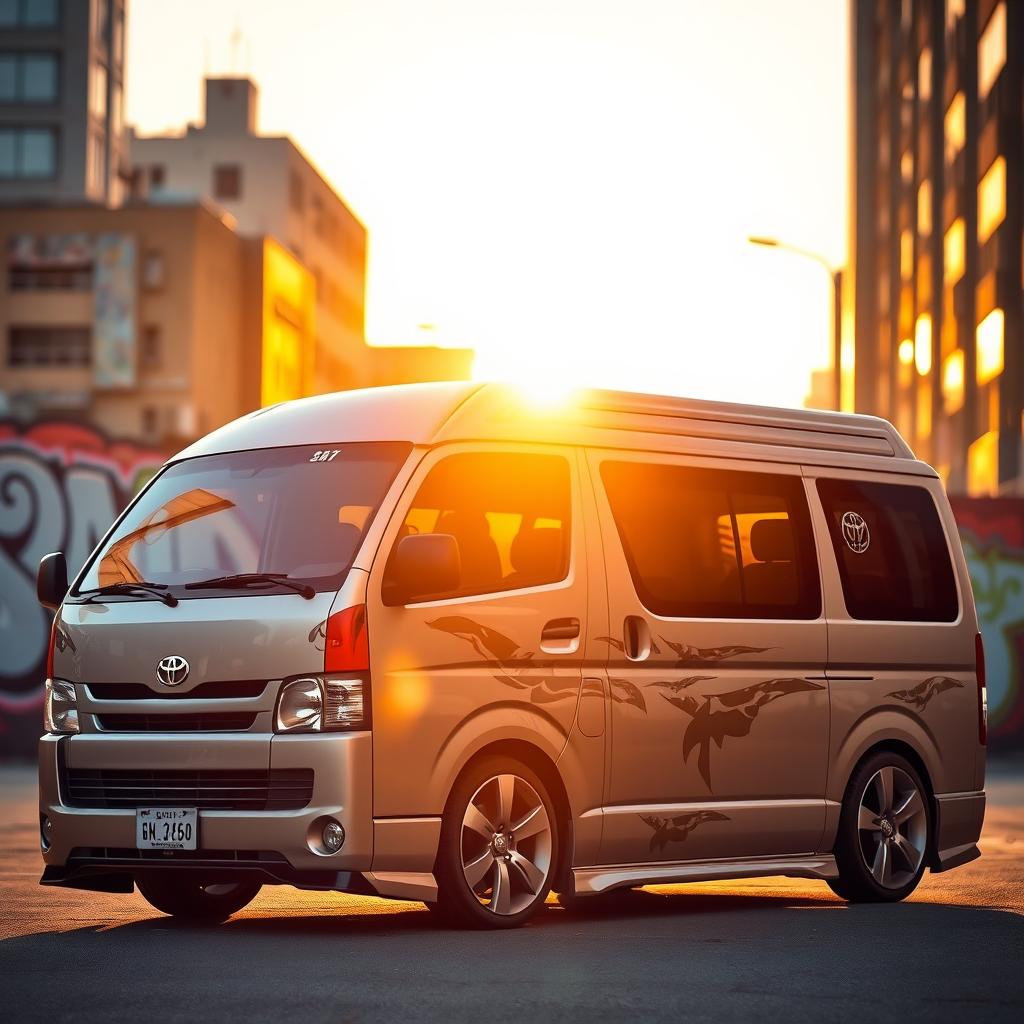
xmin=572 ymin=853 xmax=839 ymax=896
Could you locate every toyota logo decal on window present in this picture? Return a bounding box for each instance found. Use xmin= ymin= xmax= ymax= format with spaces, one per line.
xmin=156 ymin=655 xmax=190 ymax=687
xmin=841 ymin=511 xmax=870 ymax=554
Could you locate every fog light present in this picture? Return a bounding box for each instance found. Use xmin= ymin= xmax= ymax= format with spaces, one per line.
xmin=323 ymin=820 xmax=345 ymax=853
xmin=40 ymin=815 xmax=53 ymax=851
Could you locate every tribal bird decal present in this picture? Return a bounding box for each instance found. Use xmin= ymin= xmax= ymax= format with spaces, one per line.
xmin=887 ymin=676 xmax=964 ymax=712
xmin=659 ymin=637 xmax=773 ymax=665
xmin=427 ymin=616 xmax=579 ymax=705
xmin=646 ymin=676 xmax=717 ymax=693
xmin=640 ymin=810 xmax=730 ymax=854
xmin=663 ymin=677 xmax=825 ymax=790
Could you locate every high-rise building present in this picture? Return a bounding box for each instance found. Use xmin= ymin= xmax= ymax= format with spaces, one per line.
xmin=848 ymin=0 xmax=1021 ymax=494
xmin=129 ymin=77 xmax=370 ymax=394
xmin=0 ymin=0 xmax=127 ymax=205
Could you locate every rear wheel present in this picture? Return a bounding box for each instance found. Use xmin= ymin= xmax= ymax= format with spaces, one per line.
xmin=829 ymin=751 xmax=931 ymax=903
xmin=137 ymin=874 xmax=261 ymax=922
xmin=434 ymin=756 xmax=558 ymax=929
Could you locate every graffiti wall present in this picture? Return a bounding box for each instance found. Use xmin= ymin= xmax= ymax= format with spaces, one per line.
xmin=0 ymin=433 xmax=1022 ymax=756
xmin=0 ymin=421 xmax=165 ymax=757
xmin=950 ymin=497 xmax=1024 ymax=750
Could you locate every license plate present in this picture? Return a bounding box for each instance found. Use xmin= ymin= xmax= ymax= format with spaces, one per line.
xmin=136 ymin=808 xmax=198 ymax=851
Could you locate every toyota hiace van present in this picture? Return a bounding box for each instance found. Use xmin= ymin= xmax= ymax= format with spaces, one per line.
xmin=37 ymin=383 xmax=986 ymax=928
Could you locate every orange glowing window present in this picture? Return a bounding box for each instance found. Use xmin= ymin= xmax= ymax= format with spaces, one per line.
xmin=914 ymin=315 xmax=932 ymax=376
xmin=944 ymin=217 xmax=965 ymax=284
xmin=978 ymin=3 xmax=1006 ymax=101
xmin=978 ymin=157 xmax=1006 ymax=244
xmin=942 ymin=350 xmax=964 ymax=414
xmin=976 ymin=308 xmax=1004 ymax=385
xmin=898 ymin=338 xmax=915 ymax=366
xmin=918 ymin=47 xmax=932 ymax=102
xmin=944 ymin=92 xmax=965 ymax=168
xmin=917 ymin=180 xmax=932 ymax=237
xmin=900 ymin=229 xmax=913 ymax=281
xmin=968 ymin=431 xmax=999 ymax=497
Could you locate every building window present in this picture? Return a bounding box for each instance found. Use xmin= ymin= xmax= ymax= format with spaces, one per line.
xmin=900 ymin=229 xmax=913 ymax=281
xmin=141 ymin=325 xmax=161 ymax=370
xmin=142 ymin=251 xmax=164 ymax=290
xmin=9 ymin=264 xmax=91 ymax=290
xmin=914 ymin=314 xmax=932 ymax=376
xmin=0 ymin=0 xmax=59 ymax=28
xmin=978 ymin=2 xmax=1006 ymax=101
xmin=0 ymin=125 xmax=57 ymax=179
xmin=942 ymin=349 xmax=964 ymax=414
xmin=977 ymin=155 xmax=1006 ymax=244
xmin=946 ymin=0 xmax=965 ymax=32
xmin=976 ymin=307 xmax=1004 ymax=385
xmin=900 ymin=149 xmax=912 ymax=184
xmin=917 ymin=179 xmax=931 ymax=237
xmin=0 ymin=52 xmax=58 ymax=103
xmin=944 ymin=217 xmax=965 ymax=284
xmin=7 ymin=325 xmax=90 ymax=367
xmin=148 ymin=164 xmax=165 ymax=189
xmin=213 ymin=164 xmax=241 ymax=200
xmin=944 ymin=91 xmax=965 ymax=170
xmin=917 ymin=47 xmax=931 ymax=103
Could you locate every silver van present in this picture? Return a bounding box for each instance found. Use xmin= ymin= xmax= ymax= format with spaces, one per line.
xmin=37 ymin=383 xmax=987 ymax=928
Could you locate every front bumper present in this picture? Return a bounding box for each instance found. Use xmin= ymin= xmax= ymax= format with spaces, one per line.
xmin=38 ymin=730 xmax=374 ymax=887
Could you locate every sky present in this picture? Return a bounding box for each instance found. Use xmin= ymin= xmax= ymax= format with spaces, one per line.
xmin=126 ymin=0 xmax=848 ymax=409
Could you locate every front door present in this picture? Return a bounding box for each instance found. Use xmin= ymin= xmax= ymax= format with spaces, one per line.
xmin=367 ymin=443 xmax=589 ymax=820
xmin=585 ymin=449 xmax=829 ymax=865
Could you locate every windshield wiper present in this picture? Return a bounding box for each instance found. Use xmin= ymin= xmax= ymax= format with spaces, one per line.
xmin=184 ymin=572 xmax=315 ymax=600
xmin=78 ymin=582 xmax=179 ymax=607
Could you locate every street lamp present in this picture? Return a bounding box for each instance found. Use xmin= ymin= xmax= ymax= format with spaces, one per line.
xmin=748 ymin=236 xmax=844 ymax=411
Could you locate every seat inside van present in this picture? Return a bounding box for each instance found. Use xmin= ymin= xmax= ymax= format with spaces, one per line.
xmin=742 ymin=518 xmax=798 ymax=606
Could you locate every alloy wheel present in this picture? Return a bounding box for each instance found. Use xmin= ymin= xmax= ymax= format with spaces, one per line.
xmin=857 ymin=765 xmax=928 ymax=889
xmin=460 ymin=773 xmax=553 ymax=916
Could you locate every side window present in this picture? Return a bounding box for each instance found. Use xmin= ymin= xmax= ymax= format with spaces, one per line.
xmin=816 ymin=479 xmax=958 ymax=622
xmin=394 ymin=451 xmax=571 ymax=600
xmin=601 ymin=461 xmax=820 ymax=619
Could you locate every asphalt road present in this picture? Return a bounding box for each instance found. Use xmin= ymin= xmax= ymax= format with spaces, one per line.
xmin=1 ymin=762 xmax=1022 ymax=1024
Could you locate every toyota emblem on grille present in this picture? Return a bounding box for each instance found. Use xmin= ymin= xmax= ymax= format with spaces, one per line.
xmin=157 ymin=655 xmax=190 ymax=687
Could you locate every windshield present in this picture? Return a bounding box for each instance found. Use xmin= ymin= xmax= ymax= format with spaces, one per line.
xmin=73 ymin=442 xmax=411 ymax=598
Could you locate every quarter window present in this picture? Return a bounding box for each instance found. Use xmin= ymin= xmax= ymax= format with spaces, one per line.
xmin=391 ymin=451 xmax=571 ymax=601
xmin=601 ymin=462 xmax=820 ymax=619
xmin=816 ymin=479 xmax=958 ymax=622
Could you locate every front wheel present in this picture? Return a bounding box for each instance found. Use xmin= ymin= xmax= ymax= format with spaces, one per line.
xmin=137 ymin=874 xmax=262 ymax=923
xmin=829 ymin=751 xmax=931 ymax=903
xmin=434 ymin=756 xmax=558 ymax=929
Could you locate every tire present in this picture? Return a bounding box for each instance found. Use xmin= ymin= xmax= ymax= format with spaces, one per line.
xmin=136 ymin=874 xmax=262 ymax=923
xmin=434 ymin=755 xmax=559 ymax=929
xmin=829 ymin=750 xmax=931 ymax=903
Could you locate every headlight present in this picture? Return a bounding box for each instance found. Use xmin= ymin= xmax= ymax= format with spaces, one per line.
xmin=275 ymin=676 xmax=368 ymax=732
xmin=276 ymin=678 xmax=322 ymax=732
xmin=44 ymin=679 xmax=79 ymax=734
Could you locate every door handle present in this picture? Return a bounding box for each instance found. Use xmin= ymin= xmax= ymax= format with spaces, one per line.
xmin=540 ymin=617 xmax=580 ymax=654
xmin=623 ymin=615 xmax=652 ymax=661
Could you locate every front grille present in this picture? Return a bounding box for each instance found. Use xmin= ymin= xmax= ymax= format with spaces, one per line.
xmin=96 ymin=712 xmax=257 ymax=732
xmin=86 ymin=680 xmax=268 ymax=701
xmin=63 ymin=768 xmax=314 ymax=810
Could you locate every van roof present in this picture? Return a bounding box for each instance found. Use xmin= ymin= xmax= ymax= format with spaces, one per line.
xmin=174 ymin=381 xmax=932 ymax=477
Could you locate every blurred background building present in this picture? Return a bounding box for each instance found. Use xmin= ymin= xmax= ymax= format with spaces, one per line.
xmin=848 ymin=0 xmax=1021 ymax=495
xmin=1 ymin=1 xmax=471 ymax=445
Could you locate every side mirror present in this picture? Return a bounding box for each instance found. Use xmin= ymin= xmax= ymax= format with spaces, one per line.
xmin=385 ymin=534 xmax=461 ymax=605
xmin=37 ymin=552 xmax=69 ymax=610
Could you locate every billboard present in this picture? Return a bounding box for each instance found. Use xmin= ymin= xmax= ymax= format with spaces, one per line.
xmin=93 ymin=233 xmax=137 ymax=389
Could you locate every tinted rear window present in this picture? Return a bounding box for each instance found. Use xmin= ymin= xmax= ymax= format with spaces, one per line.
xmin=601 ymin=461 xmax=821 ymax=619
xmin=816 ymin=479 xmax=958 ymax=622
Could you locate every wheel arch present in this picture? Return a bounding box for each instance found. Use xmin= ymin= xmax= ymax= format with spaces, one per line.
xmin=441 ymin=738 xmax=575 ymax=895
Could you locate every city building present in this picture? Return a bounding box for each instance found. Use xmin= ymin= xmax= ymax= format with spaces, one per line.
xmin=129 ymin=77 xmax=373 ymax=394
xmin=1 ymin=0 xmax=127 ymax=205
xmin=0 ymin=201 xmax=316 ymax=446
xmin=848 ymin=0 xmax=1022 ymax=494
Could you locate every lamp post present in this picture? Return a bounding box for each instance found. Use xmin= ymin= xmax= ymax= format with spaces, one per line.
xmin=748 ymin=236 xmax=844 ymax=411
